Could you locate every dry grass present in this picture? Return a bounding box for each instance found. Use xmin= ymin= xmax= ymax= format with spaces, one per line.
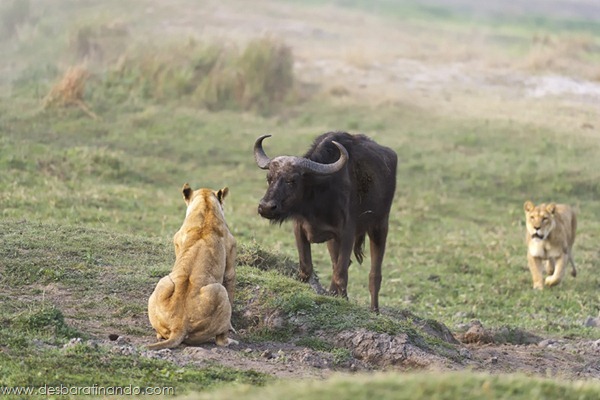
xmin=522 ymin=33 xmax=600 ymax=80
xmin=102 ymin=37 xmax=295 ymax=115
xmin=43 ymin=64 xmax=98 ymax=119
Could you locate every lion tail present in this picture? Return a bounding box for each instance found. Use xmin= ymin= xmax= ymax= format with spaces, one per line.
xmin=568 ymin=252 xmax=577 ymax=278
xmin=147 ymin=330 xmax=186 ymax=351
xmin=353 ymin=233 xmax=365 ymax=265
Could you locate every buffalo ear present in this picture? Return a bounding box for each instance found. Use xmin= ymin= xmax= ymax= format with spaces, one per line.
xmin=216 ymin=187 xmax=229 ymax=204
xmin=524 ymin=201 xmax=534 ymax=212
xmin=182 ymin=183 xmax=193 ymax=204
xmin=546 ymin=203 xmax=556 ymax=214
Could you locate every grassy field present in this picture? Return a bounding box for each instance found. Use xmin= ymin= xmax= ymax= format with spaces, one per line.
xmin=1 ymin=0 xmax=600 ymax=398
xmin=191 ymin=372 xmax=600 ymax=400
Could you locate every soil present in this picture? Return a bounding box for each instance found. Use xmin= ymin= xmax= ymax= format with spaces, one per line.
xmin=39 ymin=278 xmax=600 ymax=381
xmin=61 ymin=311 xmax=600 ymax=381
xmin=30 ymin=0 xmax=600 ymax=383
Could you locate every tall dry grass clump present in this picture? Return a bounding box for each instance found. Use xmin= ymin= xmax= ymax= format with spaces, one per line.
xmin=523 ymin=33 xmax=600 ymax=80
xmin=68 ymin=20 xmax=129 ymax=66
xmin=101 ymin=37 xmax=295 ymax=115
xmin=43 ymin=65 xmax=98 ymax=119
xmin=238 ymin=37 xmax=294 ymax=113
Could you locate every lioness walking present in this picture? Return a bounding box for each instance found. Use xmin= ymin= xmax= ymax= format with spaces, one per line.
xmin=524 ymin=201 xmax=577 ymax=289
xmin=148 ymin=184 xmax=236 ymax=350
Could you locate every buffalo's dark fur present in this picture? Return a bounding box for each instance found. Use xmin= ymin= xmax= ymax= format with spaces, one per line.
xmin=255 ymin=132 xmax=397 ymax=312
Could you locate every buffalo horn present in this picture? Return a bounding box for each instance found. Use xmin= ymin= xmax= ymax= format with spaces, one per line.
xmin=254 ymin=134 xmax=272 ymax=169
xmin=298 ymin=141 xmax=348 ymax=175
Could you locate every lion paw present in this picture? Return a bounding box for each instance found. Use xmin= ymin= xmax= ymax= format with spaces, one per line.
xmin=544 ymin=276 xmax=560 ymax=287
xmin=532 ymin=282 xmax=544 ymax=290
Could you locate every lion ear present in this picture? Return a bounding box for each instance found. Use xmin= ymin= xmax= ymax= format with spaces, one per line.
xmin=524 ymin=201 xmax=534 ymax=212
xmin=182 ymin=183 xmax=193 ymax=204
xmin=216 ymin=187 xmax=229 ymax=204
xmin=546 ymin=203 xmax=556 ymax=214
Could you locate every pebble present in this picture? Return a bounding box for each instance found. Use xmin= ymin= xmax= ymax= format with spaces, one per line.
xmin=458 ymin=348 xmax=472 ymax=359
xmin=538 ymin=339 xmax=556 ymax=348
xmin=261 ymin=350 xmax=273 ymax=359
xmin=63 ymin=338 xmax=83 ymax=349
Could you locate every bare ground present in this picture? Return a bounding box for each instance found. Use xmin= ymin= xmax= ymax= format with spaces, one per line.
xmin=35 ymin=279 xmax=600 ymax=381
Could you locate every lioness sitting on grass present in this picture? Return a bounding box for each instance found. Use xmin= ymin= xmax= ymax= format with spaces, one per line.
xmin=147 ymin=184 xmax=237 ymax=350
xmin=524 ymin=201 xmax=577 ymax=290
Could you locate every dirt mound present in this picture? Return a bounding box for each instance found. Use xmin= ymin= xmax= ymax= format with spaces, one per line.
xmin=333 ymin=328 xmax=453 ymax=368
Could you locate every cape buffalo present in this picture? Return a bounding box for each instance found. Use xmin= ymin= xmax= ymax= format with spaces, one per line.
xmin=254 ymin=132 xmax=397 ymax=312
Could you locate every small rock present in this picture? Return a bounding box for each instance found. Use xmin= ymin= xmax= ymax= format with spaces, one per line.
xmin=461 ymin=320 xmax=493 ymax=344
xmin=490 ymin=356 xmax=498 ymax=364
xmin=459 ymin=348 xmax=472 ymax=359
xmin=261 ymin=350 xmax=273 ymax=359
xmin=538 ymin=339 xmax=556 ymax=348
xmin=454 ymin=311 xmax=468 ymax=319
xmin=116 ymin=336 xmax=129 ymax=345
xmin=184 ymin=347 xmax=210 ymax=357
xmin=156 ymin=348 xmax=171 ymax=356
xmin=243 ymin=348 xmax=253 ymax=354
xmin=63 ymin=338 xmax=83 ymax=349
xmin=584 ymin=317 xmax=600 ymax=328
xmin=117 ymin=345 xmax=136 ymax=356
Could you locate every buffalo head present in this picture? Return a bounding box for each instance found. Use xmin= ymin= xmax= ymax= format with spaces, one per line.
xmin=254 ymin=135 xmax=348 ymax=221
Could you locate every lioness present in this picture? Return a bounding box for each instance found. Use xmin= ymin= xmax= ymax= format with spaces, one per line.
xmin=147 ymin=184 xmax=236 ymax=350
xmin=524 ymin=201 xmax=577 ymax=289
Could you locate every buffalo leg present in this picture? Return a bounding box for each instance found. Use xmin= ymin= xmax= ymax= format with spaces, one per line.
xmin=328 ymin=234 xmax=353 ymax=298
xmin=294 ymin=223 xmax=313 ymax=282
xmin=368 ymin=222 xmax=388 ymax=313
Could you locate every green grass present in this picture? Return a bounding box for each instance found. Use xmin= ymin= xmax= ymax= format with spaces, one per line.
xmin=0 ymin=220 xmax=455 ymax=396
xmin=191 ymin=371 xmax=600 ymax=400
xmin=2 ymin=89 xmax=600 ymax=337
xmin=286 ymin=0 xmax=600 ymax=35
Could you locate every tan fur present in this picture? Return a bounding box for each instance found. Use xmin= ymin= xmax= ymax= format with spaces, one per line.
xmin=147 ymin=184 xmax=237 ymax=350
xmin=524 ymin=201 xmax=577 ymax=290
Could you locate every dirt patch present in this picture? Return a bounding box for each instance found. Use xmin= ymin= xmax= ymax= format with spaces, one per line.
xmin=52 ymin=318 xmax=600 ymax=381
xmin=33 ymin=279 xmax=600 ymax=381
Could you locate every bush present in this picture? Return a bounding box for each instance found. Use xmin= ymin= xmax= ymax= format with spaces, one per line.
xmin=97 ymin=37 xmax=295 ymax=115
xmin=238 ymin=37 xmax=294 ymax=113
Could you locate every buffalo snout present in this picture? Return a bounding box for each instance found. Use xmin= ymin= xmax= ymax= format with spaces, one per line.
xmin=258 ymin=199 xmax=279 ymax=219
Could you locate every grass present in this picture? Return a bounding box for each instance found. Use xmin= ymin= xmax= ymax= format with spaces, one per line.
xmin=0 ymin=219 xmax=455 ymax=396
xmin=191 ymin=371 xmax=600 ymax=400
xmin=2 ymin=83 xmax=600 ymax=337
xmin=1 ymin=0 xmax=600 ymax=397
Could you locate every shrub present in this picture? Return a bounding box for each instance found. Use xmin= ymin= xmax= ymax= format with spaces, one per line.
xmin=97 ymin=37 xmax=296 ymax=115
xmin=238 ymin=37 xmax=294 ymax=114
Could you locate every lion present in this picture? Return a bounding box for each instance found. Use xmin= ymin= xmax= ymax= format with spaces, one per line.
xmin=147 ymin=184 xmax=237 ymax=350
xmin=524 ymin=201 xmax=577 ymax=289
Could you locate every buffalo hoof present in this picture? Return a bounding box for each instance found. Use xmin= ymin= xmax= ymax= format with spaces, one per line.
xmin=298 ymin=270 xmax=311 ymax=283
xmin=328 ymin=287 xmax=348 ymax=299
